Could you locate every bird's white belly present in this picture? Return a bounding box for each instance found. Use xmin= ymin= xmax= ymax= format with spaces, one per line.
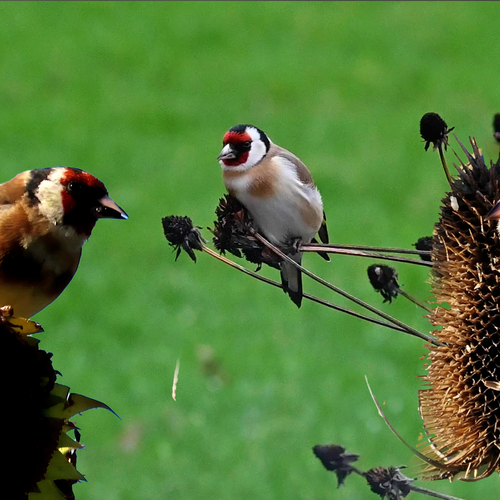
xmin=237 ymin=189 xmax=321 ymax=245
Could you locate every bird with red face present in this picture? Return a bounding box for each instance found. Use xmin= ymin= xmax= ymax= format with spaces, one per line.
xmin=218 ymin=124 xmax=328 ymax=307
xmin=0 ymin=167 xmax=127 ymax=318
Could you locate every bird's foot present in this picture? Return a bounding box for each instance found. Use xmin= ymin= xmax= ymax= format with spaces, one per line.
xmin=284 ymin=237 xmax=302 ymax=255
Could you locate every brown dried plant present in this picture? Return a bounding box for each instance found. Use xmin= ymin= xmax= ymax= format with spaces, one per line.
xmin=419 ymin=138 xmax=500 ymax=480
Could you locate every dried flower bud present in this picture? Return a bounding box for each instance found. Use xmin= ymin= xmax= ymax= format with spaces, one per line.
xmin=493 ymin=113 xmax=500 ymax=143
xmin=367 ymin=264 xmax=400 ymax=303
xmin=312 ymin=444 xmax=359 ymax=487
xmin=420 ymin=113 xmax=454 ymax=152
xmin=162 ymin=215 xmax=204 ymax=262
xmin=414 ymin=236 xmax=433 ymax=262
xmin=211 ymin=194 xmax=281 ymax=270
xmin=365 ymin=466 xmax=413 ymax=499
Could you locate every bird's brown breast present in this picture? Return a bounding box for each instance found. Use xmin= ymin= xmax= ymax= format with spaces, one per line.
xmin=223 ymin=159 xmax=278 ymax=199
xmin=0 ymin=198 xmax=81 ymax=317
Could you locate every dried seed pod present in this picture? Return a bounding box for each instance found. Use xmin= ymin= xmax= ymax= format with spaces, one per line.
xmin=419 ymin=137 xmax=500 ymax=480
xmin=312 ymin=444 xmax=359 ymax=487
xmin=211 ymin=194 xmax=281 ymax=270
xmin=420 ymin=113 xmax=454 ymax=152
xmin=414 ymin=236 xmax=433 ymax=262
xmin=493 ymin=113 xmax=500 ymax=143
xmin=365 ymin=466 xmax=413 ymax=499
xmin=162 ymin=215 xmax=204 ymax=262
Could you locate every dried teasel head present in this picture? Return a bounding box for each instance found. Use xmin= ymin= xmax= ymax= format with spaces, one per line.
xmin=418 ymin=137 xmax=500 ymax=480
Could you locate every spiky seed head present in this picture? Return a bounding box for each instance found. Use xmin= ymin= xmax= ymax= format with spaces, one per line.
xmin=419 ymin=137 xmax=500 ymax=480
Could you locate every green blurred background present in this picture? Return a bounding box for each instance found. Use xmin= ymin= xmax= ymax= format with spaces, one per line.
xmin=2 ymin=2 xmax=500 ymax=499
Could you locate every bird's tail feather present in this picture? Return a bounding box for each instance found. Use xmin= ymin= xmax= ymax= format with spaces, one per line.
xmin=280 ymin=255 xmax=303 ymax=308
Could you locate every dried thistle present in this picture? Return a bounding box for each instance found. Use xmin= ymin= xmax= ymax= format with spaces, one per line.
xmin=162 ymin=215 xmax=204 ymax=262
xmin=419 ymin=137 xmax=500 ymax=480
xmin=365 ymin=466 xmax=413 ymax=500
xmin=420 ymin=113 xmax=454 ymax=186
xmin=420 ymin=113 xmax=454 ymax=152
xmin=312 ymin=444 xmax=359 ymax=487
xmin=211 ymin=194 xmax=281 ymax=270
xmin=367 ymin=264 xmax=400 ymax=303
xmin=313 ymin=442 xmax=465 ymax=500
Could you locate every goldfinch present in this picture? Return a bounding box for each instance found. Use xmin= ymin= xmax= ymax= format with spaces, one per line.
xmin=218 ymin=124 xmax=328 ymax=307
xmin=0 ymin=167 xmax=127 ymax=318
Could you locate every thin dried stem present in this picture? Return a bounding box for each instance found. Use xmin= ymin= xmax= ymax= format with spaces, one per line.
xmin=253 ymin=233 xmax=443 ymax=346
xmin=300 ymin=244 xmax=432 ymax=267
xmin=303 ymin=242 xmax=431 ymax=256
xmin=407 ymin=484 xmax=466 ymax=500
xmin=398 ymin=289 xmax=432 ymax=313
xmin=438 ymin=143 xmax=454 ymax=187
xmin=202 ymin=246 xmax=414 ymax=335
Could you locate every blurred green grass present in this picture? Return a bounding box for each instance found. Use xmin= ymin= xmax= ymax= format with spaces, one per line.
xmin=2 ymin=2 xmax=500 ymax=499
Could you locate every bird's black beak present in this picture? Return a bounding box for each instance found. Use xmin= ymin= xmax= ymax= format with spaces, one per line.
xmin=95 ymin=196 xmax=128 ymax=220
xmin=217 ymin=144 xmax=236 ymax=161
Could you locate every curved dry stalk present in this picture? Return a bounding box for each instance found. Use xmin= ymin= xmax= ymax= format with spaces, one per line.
xmin=365 ymin=376 xmax=459 ymax=475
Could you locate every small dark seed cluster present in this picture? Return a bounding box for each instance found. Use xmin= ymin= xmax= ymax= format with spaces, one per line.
xmin=211 ymin=194 xmax=281 ymax=270
xmin=312 ymin=444 xmax=359 ymax=487
xmin=414 ymin=236 xmax=433 ymax=262
xmin=162 ymin=215 xmax=204 ymax=262
xmin=365 ymin=466 xmax=413 ymax=500
xmin=367 ymin=264 xmax=400 ymax=303
xmin=313 ymin=444 xmax=415 ymax=499
xmin=420 ymin=112 xmax=454 ymax=152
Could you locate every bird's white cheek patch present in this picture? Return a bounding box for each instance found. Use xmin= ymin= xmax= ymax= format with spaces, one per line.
xmin=36 ymin=170 xmax=66 ymax=225
xmin=247 ymin=140 xmax=267 ymax=169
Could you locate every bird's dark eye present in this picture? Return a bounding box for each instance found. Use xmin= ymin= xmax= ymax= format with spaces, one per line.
xmin=68 ymin=181 xmax=84 ymax=194
xmin=233 ymin=140 xmax=252 ymax=153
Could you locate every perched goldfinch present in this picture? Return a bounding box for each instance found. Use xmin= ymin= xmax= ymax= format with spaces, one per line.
xmin=0 ymin=167 xmax=127 ymax=317
xmin=218 ymin=124 xmax=328 ymax=307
